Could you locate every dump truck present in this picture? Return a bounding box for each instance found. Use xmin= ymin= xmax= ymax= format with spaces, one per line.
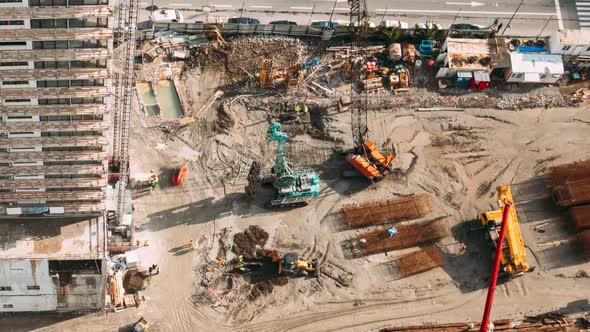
xmin=480 ymin=185 xmax=530 ymax=277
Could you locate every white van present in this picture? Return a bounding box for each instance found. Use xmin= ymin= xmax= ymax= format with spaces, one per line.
xmin=149 ymin=10 xmax=184 ymax=23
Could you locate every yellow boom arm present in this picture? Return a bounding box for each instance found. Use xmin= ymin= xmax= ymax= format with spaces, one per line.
xmin=480 ymin=185 xmax=529 ymax=276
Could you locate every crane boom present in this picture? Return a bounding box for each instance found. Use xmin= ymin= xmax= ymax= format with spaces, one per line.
xmin=480 ymin=200 xmax=512 ymax=332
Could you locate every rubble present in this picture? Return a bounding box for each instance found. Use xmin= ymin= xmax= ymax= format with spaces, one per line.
xmin=231 ymin=225 xmax=270 ymax=256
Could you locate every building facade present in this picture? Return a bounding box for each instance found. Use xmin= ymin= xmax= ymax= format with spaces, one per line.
xmin=0 ymin=0 xmax=113 ymax=217
xmin=0 ymin=0 xmax=113 ymax=312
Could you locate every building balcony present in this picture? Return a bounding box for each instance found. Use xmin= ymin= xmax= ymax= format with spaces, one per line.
xmin=0 ymin=86 xmax=109 ymax=99
xmin=0 ymin=150 xmax=108 ymax=162
xmin=2 ymin=27 xmax=112 ymax=41
xmin=0 ymin=5 xmax=114 ymax=19
xmin=0 ymin=48 xmax=111 ymax=61
xmin=0 ymin=190 xmax=105 ymax=202
xmin=0 ymin=177 xmax=106 ymax=190
xmin=0 ymin=202 xmax=105 ymax=216
xmin=0 ymin=120 xmax=108 ymax=132
xmin=0 ymin=164 xmax=106 ymax=176
xmin=0 ymin=136 xmax=107 ymax=148
xmin=0 ymin=68 xmax=108 ymax=81
xmin=0 ymin=104 xmax=108 ymax=117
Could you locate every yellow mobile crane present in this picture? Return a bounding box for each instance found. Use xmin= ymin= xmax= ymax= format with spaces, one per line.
xmin=479 ymin=185 xmax=530 ymax=277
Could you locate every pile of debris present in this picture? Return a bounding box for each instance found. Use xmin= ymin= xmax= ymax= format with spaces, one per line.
xmin=232 ymin=225 xmax=270 ymax=257
xmin=186 ymin=35 xmax=310 ymax=85
xmin=364 ymin=92 xmax=582 ymax=111
xmin=380 ymin=313 xmax=581 ymax=331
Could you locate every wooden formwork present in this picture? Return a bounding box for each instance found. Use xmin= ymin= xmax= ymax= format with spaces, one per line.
xmin=546 ymin=159 xmax=590 ymax=188
xmin=0 ymin=68 xmax=108 ymax=81
xmin=0 ymin=165 xmax=105 ymax=177
xmin=579 ymin=229 xmax=590 ymax=257
xmin=0 ymin=5 xmax=114 ymax=19
xmin=552 ymin=179 xmax=590 ymax=207
xmin=1 ymin=105 xmax=108 ymax=117
xmin=340 ymin=194 xmax=431 ymax=228
xmin=0 ymin=48 xmax=111 ymax=62
xmin=570 ymin=205 xmax=590 ymax=232
xmin=390 ymin=245 xmax=443 ymax=279
xmin=349 ymin=219 xmax=447 ymax=258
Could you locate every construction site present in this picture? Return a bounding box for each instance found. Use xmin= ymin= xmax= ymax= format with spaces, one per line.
xmin=1 ymin=0 xmax=590 ymax=331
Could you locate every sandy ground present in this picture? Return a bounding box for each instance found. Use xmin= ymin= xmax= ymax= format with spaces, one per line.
xmin=3 ymin=37 xmax=590 ymax=332
xmin=9 ymin=98 xmax=588 ymax=332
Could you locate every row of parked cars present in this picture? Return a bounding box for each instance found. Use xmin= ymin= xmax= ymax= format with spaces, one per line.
xmin=149 ymin=10 xmax=489 ymax=32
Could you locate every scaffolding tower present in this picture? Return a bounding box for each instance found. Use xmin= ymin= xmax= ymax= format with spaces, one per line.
xmin=113 ymin=0 xmax=138 ymax=226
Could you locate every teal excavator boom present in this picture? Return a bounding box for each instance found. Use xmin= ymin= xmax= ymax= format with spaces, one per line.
xmin=266 ymin=123 xmax=320 ymax=208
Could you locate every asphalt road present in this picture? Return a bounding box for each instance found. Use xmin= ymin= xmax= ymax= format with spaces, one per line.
xmin=138 ymin=0 xmax=583 ymax=37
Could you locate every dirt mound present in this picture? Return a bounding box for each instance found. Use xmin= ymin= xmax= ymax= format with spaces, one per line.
xmin=249 ymin=280 xmax=273 ymax=300
xmin=232 ymin=225 xmax=269 ymax=256
xmin=271 ymin=276 xmax=289 ymax=286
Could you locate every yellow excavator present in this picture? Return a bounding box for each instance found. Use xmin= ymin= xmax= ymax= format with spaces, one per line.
xmin=479 ymin=185 xmax=530 ymax=277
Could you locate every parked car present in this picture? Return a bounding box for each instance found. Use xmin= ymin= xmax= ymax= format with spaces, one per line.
xmin=414 ymin=21 xmax=442 ymax=30
xmin=310 ymin=21 xmax=340 ymax=28
xmin=450 ymin=23 xmax=485 ymax=30
xmin=149 ymin=9 xmax=184 ymax=23
xmin=380 ymin=20 xmax=409 ymax=29
xmin=269 ymin=20 xmax=297 ymax=25
xmin=228 ymin=17 xmax=260 ymax=24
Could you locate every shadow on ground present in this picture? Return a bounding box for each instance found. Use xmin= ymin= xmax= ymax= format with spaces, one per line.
xmin=439 ymin=220 xmax=494 ymax=294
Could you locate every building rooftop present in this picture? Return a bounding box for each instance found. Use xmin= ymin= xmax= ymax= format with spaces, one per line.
xmin=0 ymin=217 xmax=105 ymax=260
xmin=445 ymin=37 xmax=510 ymax=69
xmin=509 ymin=53 xmax=564 ymax=74
xmin=554 ymin=29 xmax=590 ymax=45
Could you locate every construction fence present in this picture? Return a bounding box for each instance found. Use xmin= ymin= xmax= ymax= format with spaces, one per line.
xmin=137 ymin=22 xmax=351 ymax=40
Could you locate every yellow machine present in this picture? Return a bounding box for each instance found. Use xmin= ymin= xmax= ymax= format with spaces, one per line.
xmin=480 ymin=185 xmax=530 ymax=276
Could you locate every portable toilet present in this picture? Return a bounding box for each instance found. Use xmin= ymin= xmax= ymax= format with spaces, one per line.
xmin=469 ymin=71 xmax=490 ymax=90
xmin=454 ymin=71 xmax=473 ymax=87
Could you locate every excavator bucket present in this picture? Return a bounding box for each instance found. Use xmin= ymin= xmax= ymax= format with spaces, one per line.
xmin=345 ymin=154 xmax=383 ymax=182
xmin=364 ymin=140 xmax=394 ymax=171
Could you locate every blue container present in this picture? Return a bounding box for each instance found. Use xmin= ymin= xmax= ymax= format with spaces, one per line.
xmin=454 ymin=71 xmax=473 ymax=87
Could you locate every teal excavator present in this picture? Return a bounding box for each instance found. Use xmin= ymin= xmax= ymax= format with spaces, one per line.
xmin=264 ymin=122 xmax=320 ymax=208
